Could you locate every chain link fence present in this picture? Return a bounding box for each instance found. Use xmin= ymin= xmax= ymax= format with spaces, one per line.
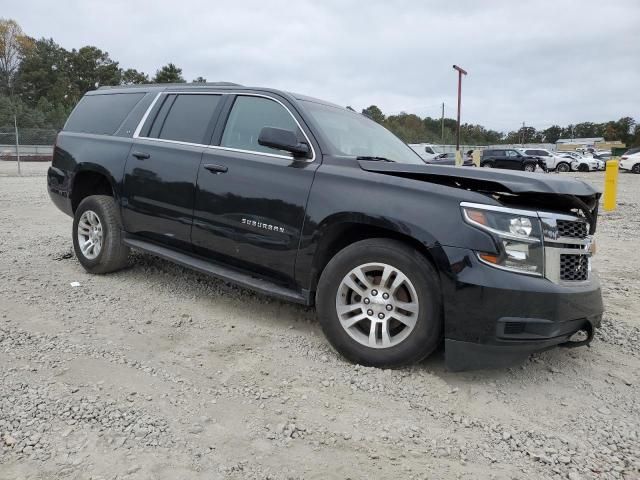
xmin=0 ymin=127 xmax=57 ymax=174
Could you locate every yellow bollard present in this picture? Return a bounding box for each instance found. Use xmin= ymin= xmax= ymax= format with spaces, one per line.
xmin=603 ymin=160 xmax=619 ymax=211
xmin=455 ymin=150 xmax=462 ymax=167
xmin=472 ymin=150 xmax=481 ymax=167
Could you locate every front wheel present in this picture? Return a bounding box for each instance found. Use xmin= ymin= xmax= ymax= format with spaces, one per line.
xmin=316 ymin=239 xmax=442 ymax=367
xmin=632 ymin=163 xmax=640 ymax=174
xmin=73 ymin=195 xmax=130 ymax=274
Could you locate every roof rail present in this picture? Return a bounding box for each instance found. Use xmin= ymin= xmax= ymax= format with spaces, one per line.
xmin=97 ymin=82 xmax=242 ymax=90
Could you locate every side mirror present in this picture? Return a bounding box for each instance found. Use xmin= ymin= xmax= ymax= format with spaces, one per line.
xmin=258 ymin=127 xmax=310 ymax=158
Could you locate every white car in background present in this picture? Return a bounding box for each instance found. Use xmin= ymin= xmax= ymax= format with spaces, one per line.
xmin=518 ymin=148 xmax=567 ymax=172
xmin=570 ymin=156 xmax=600 ymax=172
xmin=619 ymin=147 xmax=640 ymax=174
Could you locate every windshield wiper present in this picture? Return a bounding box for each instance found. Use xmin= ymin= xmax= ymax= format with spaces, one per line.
xmin=356 ymin=156 xmax=395 ymax=162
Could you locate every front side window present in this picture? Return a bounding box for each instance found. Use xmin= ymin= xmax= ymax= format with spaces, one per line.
xmin=157 ymin=94 xmax=221 ymax=144
xmin=221 ymin=96 xmax=299 ymax=155
xmin=301 ymin=100 xmax=423 ymax=164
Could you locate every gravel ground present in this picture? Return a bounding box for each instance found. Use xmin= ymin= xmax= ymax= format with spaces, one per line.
xmin=0 ymin=161 xmax=638 ymax=480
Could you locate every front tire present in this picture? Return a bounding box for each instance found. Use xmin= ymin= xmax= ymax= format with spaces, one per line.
xmin=632 ymin=163 xmax=640 ymax=174
xmin=578 ymin=164 xmax=589 ymax=172
xmin=316 ymin=239 xmax=442 ymax=367
xmin=73 ymin=195 xmax=129 ymax=274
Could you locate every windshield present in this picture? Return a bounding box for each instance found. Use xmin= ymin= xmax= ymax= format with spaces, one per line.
xmin=301 ymin=101 xmax=425 ymax=164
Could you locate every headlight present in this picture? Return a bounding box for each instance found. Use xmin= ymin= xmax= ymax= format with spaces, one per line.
xmin=461 ymin=203 xmax=544 ymax=276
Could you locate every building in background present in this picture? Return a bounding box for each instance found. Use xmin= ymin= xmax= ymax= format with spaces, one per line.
xmin=556 ymin=137 xmax=625 ymax=152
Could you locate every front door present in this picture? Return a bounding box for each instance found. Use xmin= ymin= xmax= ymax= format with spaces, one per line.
xmin=192 ymin=94 xmax=319 ymax=285
xmin=122 ymin=92 xmax=223 ymax=249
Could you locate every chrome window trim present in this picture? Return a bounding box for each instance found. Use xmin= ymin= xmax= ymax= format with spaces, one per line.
xmin=132 ymin=91 xmax=316 ymax=162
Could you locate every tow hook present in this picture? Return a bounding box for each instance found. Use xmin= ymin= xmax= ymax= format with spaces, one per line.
xmin=560 ymin=324 xmax=594 ymax=348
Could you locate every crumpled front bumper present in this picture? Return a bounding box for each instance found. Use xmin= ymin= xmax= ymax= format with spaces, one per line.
xmin=439 ymin=246 xmax=603 ymax=371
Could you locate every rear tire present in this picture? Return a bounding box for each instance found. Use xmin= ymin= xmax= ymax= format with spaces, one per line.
xmin=556 ymin=162 xmax=570 ymax=173
xmin=73 ymin=195 xmax=129 ymax=274
xmin=316 ymin=239 xmax=442 ymax=368
xmin=481 ymin=161 xmax=494 ymax=168
xmin=523 ymin=163 xmax=536 ymax=172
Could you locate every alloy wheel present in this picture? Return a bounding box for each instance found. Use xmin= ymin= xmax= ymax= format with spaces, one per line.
xmin=335 ymin=262 xmax=419 ymax=349
xmin=77 ymin=210 xmax=103 ymax=260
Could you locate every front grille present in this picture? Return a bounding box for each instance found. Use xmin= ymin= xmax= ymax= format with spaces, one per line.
xmin=556 ymin=220 xmax=588 ymax=239
xmin=560 ymin=254 xmax=589 ymax=281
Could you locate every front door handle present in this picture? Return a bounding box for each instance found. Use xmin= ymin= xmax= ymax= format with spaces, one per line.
xmin=204 ymin=163 xmax=228 ymax=174
xmin=132 ymin=151 xmax=150 ymax=160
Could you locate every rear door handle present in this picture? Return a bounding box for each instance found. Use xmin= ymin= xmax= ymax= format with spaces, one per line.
xmin=204 ymin=163 xmax=228 ymax=174
xmin=132 ymin=151 xmax=150 ymax=160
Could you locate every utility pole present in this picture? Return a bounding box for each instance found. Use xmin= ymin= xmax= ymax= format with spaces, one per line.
xmin=452 ymin=65 xmax=467 ymax=154
xmin=14 ymin=115 xmax=21 ymax=176
xmin=441 ymin=102 xmax=445 ymax=144
xmin=521 ymin=121 xmax=525 ymax=147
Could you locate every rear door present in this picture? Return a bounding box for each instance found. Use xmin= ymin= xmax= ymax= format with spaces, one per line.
xmin=493 ymin=150 xmax=509 ymax=168
xmin=122 ymin=92 xmax=223 ymax=250
xmin=192 ymin=93 xmax=319 ymax=285
xmin=503 ymin=150 xmax=522 ymax=169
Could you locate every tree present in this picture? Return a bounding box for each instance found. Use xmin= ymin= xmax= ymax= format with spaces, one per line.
xmin=192 ymin=76 xmax=207 ymax=83
xmin=121 ymin=68 xmax=149 ymax=85
xmin=153 ymin=63 xmax=185 ymax=83
xmin=68 ymin=46 xmax=121 ymax=98
xmin=542 ymin=125 xmax=562 ymax=144
xmin=16 ymin=38 xmax=73 ymax=108
xmin=361 ymin=105 xmax=385 ymax=124
xmin=0 ymin=19 xmax=34 ymax=95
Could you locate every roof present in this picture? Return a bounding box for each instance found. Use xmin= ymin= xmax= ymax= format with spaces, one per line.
xmin=556 ymin=137 xmax=604 ymax=144
xmin=92 ymin=82 xmax=342 ymax=109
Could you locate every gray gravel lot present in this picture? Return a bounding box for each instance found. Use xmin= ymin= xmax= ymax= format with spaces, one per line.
xmin=0 ymin=161 xmax=638 ymax=480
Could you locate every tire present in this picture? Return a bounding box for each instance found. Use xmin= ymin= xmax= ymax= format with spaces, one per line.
xmin=556 ymin=162 xmax=570 ymax=173
xmin=633 ymin=163 xmax=640 ymax=174
xmin=481 ymin=161 xmax=494 ymax=168
xmin=578 ymin=164 xmax=589 ymax=172
xmin=523 ymin=162 xmax=536 ymax=172
xmin=72 ymin=195 xmax=129 ymax=274
xmin=316 ymin=239 xmax=442 ymax=368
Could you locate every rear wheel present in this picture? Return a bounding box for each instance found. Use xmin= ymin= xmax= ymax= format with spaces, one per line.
xmin=632 ymin=163 xmax=640 ymax=174
xmin=556 ymin=161 xmax=570 ymax=173
xmin=73 ymin=195 xmax=129 ymax=274
xmin=316 ymin=239 xmax=442 ymax=367
xmin=523 ymin=163 xmax=536 ymax=172
xmin=481 ymin=161 xmax=494 ymax=168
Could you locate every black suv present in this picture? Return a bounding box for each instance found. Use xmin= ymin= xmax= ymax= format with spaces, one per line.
xmin=47 ymin=83 xmax=603 ymax=370
xmin=481 ymin=148 xmax=544 ymax=172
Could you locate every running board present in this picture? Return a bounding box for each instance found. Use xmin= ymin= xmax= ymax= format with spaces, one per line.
xmin=122 ymin=237 xmax=309 ymax=305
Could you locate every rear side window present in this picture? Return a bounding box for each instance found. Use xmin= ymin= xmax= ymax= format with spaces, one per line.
xmin=157 ymin=94 xmax=221 ymax=144
xmin=221 ymin=96 xmax=299 ymax=155
xmin=65 ymin=93 xmax=145 ymax=135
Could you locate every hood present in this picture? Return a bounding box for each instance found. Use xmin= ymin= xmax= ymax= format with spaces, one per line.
xmin=358 ymin=160 xmax=601 ymax=196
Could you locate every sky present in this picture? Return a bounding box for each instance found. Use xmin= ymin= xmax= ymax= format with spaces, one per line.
xmin=5 ymin=0 xmax=640 ymax=132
